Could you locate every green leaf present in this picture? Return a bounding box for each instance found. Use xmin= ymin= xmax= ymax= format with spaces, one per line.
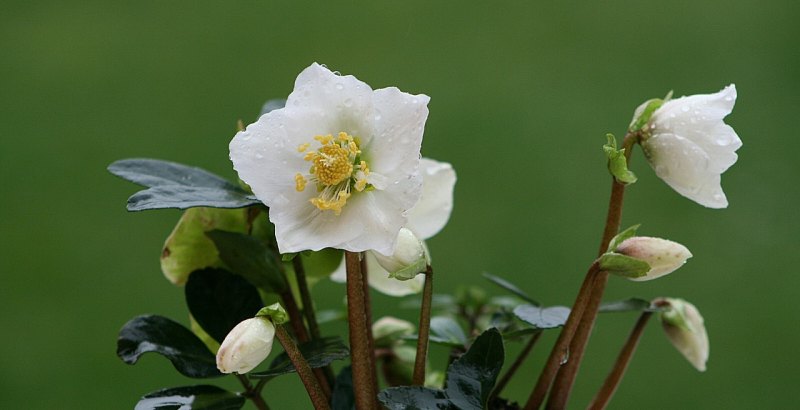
xmin=108 ymin=158 xmax=260 ymax=211
xmin=331 ymin=366 xmax=356 ymax=410
xmin=185 ymin=268 xmax=263 ymax=344
xmin=600 ymin=298 xmax=665 ymax=313
xmin=603 ymin=134 xmax=638 ymax=184
xmin=598 ymin=252 xmax=651 ymax=278
xmin=250 ymin=337 xmax=349 ymax=378
xmin=256 ymin=303 xmax=289 ymax=325
xmin=161 ymin=207 xmax=249 ymax=286
xmin=513 ymin=305 xmax=571 ymax=329
xmin=135 ymin=385 xmax=245 ymax=410
xmin=606 ymin=224 xmax=641 ymax=253
xmin=428 ymin=316 xmax=468 ymax=347
xmin=378 ymin=328 xmax=505 ymax=410
xmin=206 ymin=230 xmax=287 ymax=293
xmin=629 ymin=96 xmax=668 ymax=132
xmin=117 ymin=315 xmax=221 ymax=378
xmin=482 ymin=272 xmax=540 ymax=306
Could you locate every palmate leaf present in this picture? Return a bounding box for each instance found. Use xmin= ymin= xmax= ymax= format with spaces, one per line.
xmin=426 ymin=316 xmax=468 ymax=347
xmin=185 ymin=268 xmax=264 ymax=344
xmin=135 ymin=385 xmax=245 ymax=410
xmin=108 ymin=158 xmax=261 ymax=211
xmin=250 ymin=337 xmax=350 ymax=378
xmin=117 ymin=315 xmax=221 ymax=378
xmin=379 ymin=328 xmax=504 ymax=410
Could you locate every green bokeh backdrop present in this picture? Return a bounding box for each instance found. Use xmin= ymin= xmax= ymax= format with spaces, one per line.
xmin=2 ymin=1 xmax=798 ymax=408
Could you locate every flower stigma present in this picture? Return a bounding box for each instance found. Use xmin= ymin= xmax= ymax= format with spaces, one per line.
xmin=295 ymin=132 xmax=372 ymax=215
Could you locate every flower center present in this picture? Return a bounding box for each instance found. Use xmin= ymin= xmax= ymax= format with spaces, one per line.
xmin=294 ymin=132 xmax=371 ymax=215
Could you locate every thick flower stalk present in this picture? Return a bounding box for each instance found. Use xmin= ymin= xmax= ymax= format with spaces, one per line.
xmin=216 ymin=317 xmax=275 ymax=374
xmin=230 ymin=63 xmax=429 ymax=255
xmin=330 ymin=158 xmax=456 ymax=296
xmin=635 ymin=84 xmax=742 ymax=208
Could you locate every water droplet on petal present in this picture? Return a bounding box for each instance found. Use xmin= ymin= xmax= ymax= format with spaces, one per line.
xmin=255 ymin=153 xmax=264 ymax=159
xmin=343 ymin=98 xmax=353 ymax=107
xmin=335 ymin=82 xmax=344 ymax=90
xmin=681 ymin=106 xmax=690 ymax=112
xmin=655 ymin=164 xmax=670 ymax=177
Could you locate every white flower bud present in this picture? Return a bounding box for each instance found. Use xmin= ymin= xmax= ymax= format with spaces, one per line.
xmin=656 ymin=298 xmax=709 ymax=372
xmin=372 ymin=316 xmax=415 ymax=348
xmin=216 ymin=317 xmax=275 ymax=374
xmin=616 ymin=236 xmax=692 ymax=281
xmin=373 ymin=228 xmax=429 ymax=280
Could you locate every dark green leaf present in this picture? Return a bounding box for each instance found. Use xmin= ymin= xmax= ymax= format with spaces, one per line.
xmin=428 ymin=316 xmax=468 ymax=347
xmin=108 ymin=158 xmax=260 ymax=211
xmin=513 ymin=305 xmax=571 ymax=329
xmin=378 ymin=387 xmax=451 ymax=410
xmin=482 ymin=272 xmax=540 ymax=306
xmin=598 ymin=252 xmax=651 ymax=278
xmin=250 ymin=337 xmax=349 ymax=378
xmin=331 ymin=366 xmax=356 ymax=410
xmin=378 ymin=328 xmax=504 ymax=410
xmin=206 ymin=230 xmax=287 ymax=292
xmin=135 ymin=385 xmax=245 ymax=410
xmin=117 ymin=315 xmax=221 ymax=378
xmin=185 ymin=268 xmax=264 ymax=344
xmin=600 ymin=298 xmax=665 ymax=313
xmin=259 ymin=99 xmax=286 ymax=117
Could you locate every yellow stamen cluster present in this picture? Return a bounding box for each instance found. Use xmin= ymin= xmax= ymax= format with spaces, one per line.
xmin=294 ymin=132 xmax=371 ymax=215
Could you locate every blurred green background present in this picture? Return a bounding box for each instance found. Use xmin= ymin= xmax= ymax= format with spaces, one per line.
xmin=2 ymin=1 xmax=798 ymax=408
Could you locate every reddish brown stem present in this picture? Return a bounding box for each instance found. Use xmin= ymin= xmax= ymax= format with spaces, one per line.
xmin=588 ymin=312 xmax=653 ymax=410
xmin=345 ymin=251 xmax=379 ymax=409
xmin=412 ymin=265 xmax=434 ymax=386
xmin=274 ymin=325 xmax=331 ymax=410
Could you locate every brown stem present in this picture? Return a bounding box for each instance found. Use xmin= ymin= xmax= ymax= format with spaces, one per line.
xmin=588 ymin=312 xmax=653 ymax=410
xmin=360 ymin=254 xmax=379 ymax=396
xmin=274 ymin=325 xmax=331 ymax=410
xmin=280 ymin=290 xmax=310 ymax=344
xmin=490 ymin=330 xmax=543 ymax=403
xmin=545 ymin=132 xmax=639 ymax=409
xmin=412 ymin=265 xmax=434 ymax=386
xmin=236 ymin=374 xmax=270 ymax=410
xmin=293 ymin=257 xmax=336 ymax=392
xmin=345 ymin=251 xmax=379 ymax=409
xmin=522 ymin=262 xmax=600 ymax=410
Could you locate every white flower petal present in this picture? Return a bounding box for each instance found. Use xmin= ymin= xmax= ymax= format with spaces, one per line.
xmin=367 ymin=87 xmax=429 ymax=178
xmin=642 ymin=133 xmax=728 ymax=208
xmin=329 ymin=251 xmax=425 ymax=296
xmin=407 ymin=158 xmax=456 ymax=239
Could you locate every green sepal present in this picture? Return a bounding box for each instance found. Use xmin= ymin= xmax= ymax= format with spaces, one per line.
xmin=281 ymin=253 xmax=298 ymax=262
xmin=607 ymin=223 xmax=641 ymax=252
xmin=388 ymin=259 xmax=428 ymax=281
xmin=629 ymin=94 xmax=669 ymax=132
xmin=599 ymin=252 xmax=651 ymax=278
xmin=256 ymin=303 xmax=289 ymax=325
xmin=604 ymin=134 xmax=638 ymax=184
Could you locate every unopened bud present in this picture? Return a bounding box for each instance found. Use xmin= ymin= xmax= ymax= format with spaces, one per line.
xmin=373 ymin=228 xmax=429 ymax=280
xmin=655 ymin=297 xmax=709 ymax=372
xmin=216 ymin=317 xmax=275 ymax=374
xmin=372 ymin=316 xmax=415 ymax=348
xmin=616 ymin=236 xmax=692 ymax=281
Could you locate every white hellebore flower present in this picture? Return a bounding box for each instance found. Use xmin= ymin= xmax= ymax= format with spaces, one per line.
xmin=616 ymin=236 xmax=692 ymax=281
xmin=230 ymin=63 xmax=429 ymax=255
xmin=216 ymin=317 xmax=275 ymax=374
xmin=331 ymin=158 xmax=456 ymax=296
xmin=636 ymin=84 xmax=742 ymax=208
xmin=655 ymin=298 xmax=709 ymax=372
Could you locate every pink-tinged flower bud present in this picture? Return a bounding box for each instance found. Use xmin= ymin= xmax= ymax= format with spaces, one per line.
xmin=655 ymin=298 xmax=709 ymax=372
xmin=216 ymin=317 xmax=275 ymax=374
xmin=616 ymin=236 xmax=692 ymax=281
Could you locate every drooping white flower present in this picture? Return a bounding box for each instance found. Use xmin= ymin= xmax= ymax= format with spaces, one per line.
xmin=655 ymin=298 xmax=709 ymax=372
xmin=230 ymin=63 xmax=429 ymax=255
xmin=636 ymin=84 xmax=741 ymax=208
xmin=216 ymin=317 xmax=275 ymax=374
xmin=616 ymin=236 xmax=692 ymax=282
xmin=331 ymin=158 xmax=456 ymax=296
